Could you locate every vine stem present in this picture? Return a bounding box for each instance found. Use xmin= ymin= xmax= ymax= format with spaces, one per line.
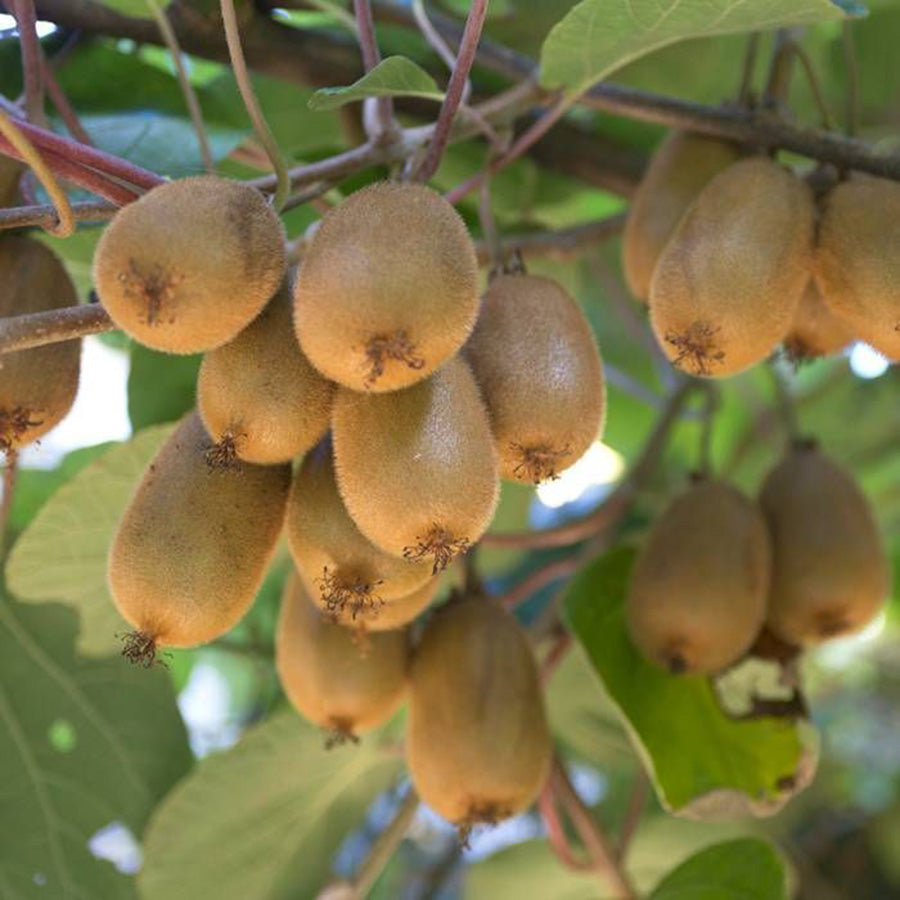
xmin=768 ymin=362 xmax=801 ymax=442
xmin=415 ymin=0 xmax=488 ymax=182
xmin=0 ymin=305 xmax=113 ymax=353
xmin=539 ymin=781 xmax=595 ymax=873
xmin=12 ymin=0 xmax=47 ymax=126
xmin=353 ymin=0 xmax=394 ymax=141
xmin=499 ymin=556 xmax=580 ymax=610
xmin=842 ymin=22 xmax=859 ymax=137
xmin=736 ymin=32 xmax=760 ymax=104
xmin=786 ymin=42 xmax=833 ymax=130
xmin=41 ymin=57 xmax=92 ymax=144
xmin=697 ymin=383 xmax=720 ymax=476
xmin=615 ymin=772 xmax=649 ymax=863
xmin=0 ymin=199 xmax=114 ymax=230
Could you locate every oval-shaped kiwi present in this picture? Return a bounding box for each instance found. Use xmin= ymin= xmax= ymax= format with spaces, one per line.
xmin=276 ymin=573 xmax=409 ymax=742
xmin=332 ymin=356 xmax=499 ymax=572
xmin=626 ymin=478 xmax=771 ymax=674
xmin=783 ymin=282 xmax=854 ymax=362
xmin=93 ymin=176 xmax=285 ymax=354
xmin=649 ymin=157 xmax=815 ymax=377
xmin=816 ymin=174 xmax=900 ymax=361
xmin=198 ymin=281 xmax=333 ymax=465
xmin=760 ymin=442 xmax=890 ymax=646
xmin=286 ymin=439 xmax=434 ymax=616
xmin=293 ymin=181 xmax=479 ymax=392
xmin=623 ymin=130 xmax=741 ymax=301
xmin=108 ymin=412 xmax=290 ymax=663
xmin=0 ymin=235 xmax=81 ymax=452
xmin=464 ymin=273 xmax=606 ymax=483
xmin=406 ymin=593 xmax=551 ymax=829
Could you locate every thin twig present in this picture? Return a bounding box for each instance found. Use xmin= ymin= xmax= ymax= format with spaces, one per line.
xmin=540 ymin=628 xmax=572 ymax=683
xmin=842 ymin=22 xmax=859 ymax=137
xmin=762 ymin=28 xmax=800 ymax=109
xmin=146 ymin=0 xmax=214 ymax=172
xmin=415 ymin=0 xmax=488 ymax=182
xmin=0 ymin=305 xmax=113 ymax=354
xmin=40 ymin=57 xmax=92 ymax=144
xmin=0 ymin=452 xmax=19 ymax=561
xmin=736 ymin=33 xmax=760 ymax=105
xmin=220 ymin=0 xmax=290 ymax=209
xmin=478 ymin=173 xmax=503 ymax=271
xmin=787 ymin=41 xmax=833 ymax=130
xmin=353 ymin=0 xmax=394 ymax=141
xmin=498 ymin=556 xmax=580 ymax=611
xmin=12 ymin=0 xmax=46 ymax=126
xmin=768 ymin=362 xmax=800 ymax=442
xmin=697 ymin=383 xmax=720 ymax=476
xmin=411 ymin=0 xmax=458 ymax=79
xmin=0 ymin=199 xmax=114 ymax=230
xmin=615 ymin=772 xmax=649 ymax=864
xmin=539 ymin=780 xmax=595 ymax=873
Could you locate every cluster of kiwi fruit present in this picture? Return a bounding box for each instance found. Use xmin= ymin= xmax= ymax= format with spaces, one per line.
xmin=626 ymin=441 xmax=891 ymax=676
xmin=624 ymin=130 xmax=898 ymax=374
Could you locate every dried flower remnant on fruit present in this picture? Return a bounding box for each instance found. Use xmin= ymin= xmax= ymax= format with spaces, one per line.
xmin=204 ymin=431 xmax=243 ymax=470
xmin=324 ymin=720 xmax=361 ymax=750
xmin=403 ymin=526 xmax=471 ymax=575
xmin=364 ymin=330 xmax=425 ymax=387
xmin=121 ymin=260 xmax=182 ymax=327
xmin=0 ymin=406 xmax=43 ymax=453
xmin=119 ymin=630 xmax=161 ymax=668
xmin=317 ymin=567 xmax=385 ymax=619
xmin=510 ymin=442 xmax=572 ymax=484
xmin=665 ymin=322 xmax=726 ymax=376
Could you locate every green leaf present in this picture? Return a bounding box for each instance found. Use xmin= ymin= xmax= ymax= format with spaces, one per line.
xmin=650 ymin=838 xmax=787 ymax=900
xmin=563 ymin=547 xmax=814 ymax=817
xmin=539 ymin=0 xmax=863 ymax=94
xmin=139 ymin=712 xmax=404 ymax=900
xmin=0 ymin=597 xmax=192 ymax=898
xmin=127 ymin=346 xmax=201 ymax=431
xmin=309 ymin=56 xmax=444 ymax=111
xmin=6 ymin=425 xmax=175 ymax=656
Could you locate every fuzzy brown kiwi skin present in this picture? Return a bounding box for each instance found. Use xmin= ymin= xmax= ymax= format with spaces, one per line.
xmin=331 ymin=356 xmax=500 ymax=573
xmin=783 ymin=281 xmax=854 ymax=363
xmin=293 ymin=181 xmax=479 ymax=392
xmin=464 ymin=273 xmax=606 ymax=484
xmin=0 ymin=156 xmax=23 ymax=207
xmin=275 ymin=573 xmax=410 ymax=740
xmin=198 ymin=281 xmax=334 ymax=465
xmin=0 ymin=235 xmax=81 ymax=452
xmin=760 ymin=443 xmax=890 ymax=647
xmin=108 ymin=412 xmax=290 ymax=665
xmin=286 ymin=439 xmax=434 ymax=615
xmin=649 ymin=157 xmax=815 ymax=378
xmin=623 ymin=131 xmax=742 ymax=302
xmin=93 ymin=176 xmax=286 ymax=355
xmin=626 ymin=478 xmax=771 ymax=675
xmin=816 ymin=174 xmax=900 ymax=361
xmin=406 ymin=593 xmax=551 ymax=827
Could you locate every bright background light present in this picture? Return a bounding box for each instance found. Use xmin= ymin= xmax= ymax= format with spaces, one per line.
xmin=849 ymin=342 xmax=890 ymax=380
xmin=536 ymin=441 xmax=625 ymax=509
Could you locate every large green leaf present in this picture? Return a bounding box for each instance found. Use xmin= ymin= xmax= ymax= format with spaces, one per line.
xmin=562 ymin=547 xmax=814 ymax=817
xmin=539 ymin=0 xmax=862 ymax=95
xmin=650 ymin=838 xmax=787 ymax=899
xmin=0 ymin=597 xmax=191 ymax=899
xmin=309 ymin=56 xmax=444 ymax=111
xmin=6 ymin=425 xmax=174 ymax=656
xmin=127 ymin=347 xmax=201 ymax=431
xmin=139 ymin=712 xmax=404 ymax=900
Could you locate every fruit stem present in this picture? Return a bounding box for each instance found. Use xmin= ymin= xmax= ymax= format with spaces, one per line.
xmin=11 ymin=0 xmax=47 ymax=127
xmin=353 ymin=0 xmax=396 ymax=143
xmin=735 ymin=32 xmax=760 ymax=106
xmin=768 ymin=362 xmax=801 ymax=442
xmin=842 ymin=22 xmax=859 ymax=138
xmin=696 ymin=383 xmax=720 ymax=476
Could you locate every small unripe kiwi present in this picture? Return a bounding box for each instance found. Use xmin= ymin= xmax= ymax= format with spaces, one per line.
xmin=626 ymin=478 xmax=771 ymax=675
xmin=406 ymin=594 xmax=551 ymax=829
xmin=198 ymin=281 xmax=333 ymax=465
xmin=275 ymin=574 xmax=409 ymax=742
xmin=816 ymin=174 xmax=900 ymax=361
xmin=93 ymin=176 xmax=285 ymax=354
xmin=649 ymin=157 xmax=815 ymax=377
xmin=464 ymin=273 xmax=606 ymax=483
xmin=332 ymin=356 xmax=499 ymax=573
xmin=108 ymin=412 xmax=290 ymax=664
xmin=760 ymin=443 xmax=890 ymax=646
xmin=286 ymin=440 xmax=434 ymax=616
xmin=293 ymin=181 xmax=479 ymax=392
xmin=623 ymin=130 xmax=741 ymax=301
xmin=783 ymin=282 xmax=854 ymax=361
xmin=0 ymin=235 xmax=81 ymax=452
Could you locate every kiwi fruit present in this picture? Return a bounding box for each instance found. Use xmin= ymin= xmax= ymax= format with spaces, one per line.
xmin=0 ymin=235 xmax=81 ymax=452
xmin=816 ymin=174 xmax=900 ymax=361
xmin=0 ymin=156 xmax=23 ymax=207
xmin=275 ymin=573 xmax=409 ymax=742
xmin=760 ymin=442 xmax=890 ymax=646
xmin=406 ymin=593 xmax=551 ymax=829
xmin=197 ymin=281 xmax=333 ymax=465
xmin=293 ymin=181 xmax=479 ymax=392
xmin=464 ymin=273 xmax=606 ymax=483
xmin=286 ymin=439 xmax=434 ymax=616
xmin=623 ymin=130 xmax=741 ymax=301
xmin=108 ymin=412 xmax=290 ymax=663
xmin=93 ymin=176 xmax=285 ymax=354
xmin=784 ymin=282 xmax=854 ymax=362
xmin=649 ymin=157 xmax=815 ymax=377
xmin=626 ymin=478 xmax=771 ymax=675
xmin=332 ymin=356 xmax=499 ymax=573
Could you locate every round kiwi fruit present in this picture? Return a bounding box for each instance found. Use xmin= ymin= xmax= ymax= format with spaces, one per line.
xmin=93 ymin=175 xmax=285 ymax=354
xmin=626 ymin=477 xmax=771 ymax=675
xmin=286 ymin=439 xmax=434 ymax=616
xmin=464 ymin=273 xmax=606 ymax=483
xmin=816 ymin=174 xmax=900 ymax=361
xmin=0 ymin=235 xmax=81 ymax=452
xmin=332 ymin=356 xmax=499 ymax=572
xmin=760 ymin=442 xmax=890 ymax=646
xmin=649 ymin=157 xmax=815 ymax=377
xmin=784 ymin=281 xmax=854 ymax=362
xmin=198 ymin=280 xmax=333 ymax=465
xmin=406 ymin=593 xmax=551 ymax=829
xmin=275 ymin=573 xmax=409 ymax=742
xmin=293 ymin=181 xmax=479 ymax=392
xmin=108 ymin=412 xmax=290 ymax=663
xmin=623 ymin=130 xmax=741 ymax=301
